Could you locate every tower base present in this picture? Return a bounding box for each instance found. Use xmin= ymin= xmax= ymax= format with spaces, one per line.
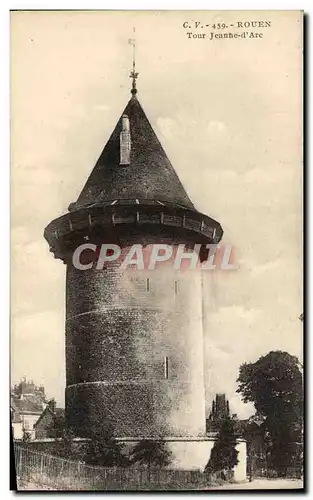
xmin=117 ymin=436 xmax=247 ymax=481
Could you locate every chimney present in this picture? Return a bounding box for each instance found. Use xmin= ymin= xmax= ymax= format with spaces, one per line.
xmin=120 ymin=115 xmax=131 ymax=165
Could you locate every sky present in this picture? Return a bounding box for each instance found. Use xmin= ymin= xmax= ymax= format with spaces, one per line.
xmin=11 ymin=10 xmax=303 ymax=418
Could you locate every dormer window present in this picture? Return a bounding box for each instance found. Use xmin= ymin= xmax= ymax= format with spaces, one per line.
xmin=120 ymin=114 xmax=131 ymax=165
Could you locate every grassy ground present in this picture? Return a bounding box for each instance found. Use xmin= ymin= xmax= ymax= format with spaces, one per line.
xmin=210 ymin=478 xmax=304 ymax=490
xmin=18 ymin=478 xmax=304 ymax=492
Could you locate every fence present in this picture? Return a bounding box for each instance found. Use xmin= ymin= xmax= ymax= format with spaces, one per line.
xmin=14 ymin=445 xmax=220 ymax=491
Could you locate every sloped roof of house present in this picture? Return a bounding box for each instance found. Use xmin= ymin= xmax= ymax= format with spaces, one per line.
xmin=10 ymin=395 xmax=43 ymax=415
xmin=34 ymin=406 xmax=65 ymax=428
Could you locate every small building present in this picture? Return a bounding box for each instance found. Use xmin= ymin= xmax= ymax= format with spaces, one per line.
xmin=11 ymin=405 xmax=23 ymax=440
xmin=11 ymin=377 xmax=46 ymax=399
xmin=34 ymin=400 xmax=65 ymax=440
xmin=10 ymin=378 xmax=47 ymax=440
xmin=206 ymin=393 xmax=230 ymax=433
xmin=11 ymin=397 xmax=44 ymax=440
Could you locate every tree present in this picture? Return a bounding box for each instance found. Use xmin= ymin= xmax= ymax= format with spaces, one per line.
xmin=205 ymin=416 xmax=239 ymax=476
xmin=84 ymin=429 xmax=128 ymax=467
xmin=58 ymin=426 xmax=76 ymax=459
xmin=22 ymin=428 xmax=31 ymax=442
xmin=129 ymin=440 xmax=172 ymax=480
xmin=237 ymin=351 xmax=303 ymax=476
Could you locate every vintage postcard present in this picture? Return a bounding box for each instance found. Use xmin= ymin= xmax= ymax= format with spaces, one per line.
xmin=10 ymin=10 xmax=303 ymax=491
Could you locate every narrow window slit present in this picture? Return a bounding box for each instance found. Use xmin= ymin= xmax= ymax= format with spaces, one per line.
xmin=146 ymin=278 xmax=150 ymax=292
xmin=164 ymin=356 xmax=169 ymax=379
xmin=174 ymin=280 xmax=179 ymax=295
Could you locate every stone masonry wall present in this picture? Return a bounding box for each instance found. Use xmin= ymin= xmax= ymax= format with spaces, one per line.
xmin=65 ymin=238 xmax=206 ymax=439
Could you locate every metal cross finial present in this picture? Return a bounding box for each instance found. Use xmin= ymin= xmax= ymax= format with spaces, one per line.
xmin=128 ymin=27 xmax=139 ymax=96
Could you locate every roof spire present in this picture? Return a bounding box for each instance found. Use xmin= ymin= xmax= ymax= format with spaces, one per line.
xmin=128 ymin=27 xmax=139 ymax=96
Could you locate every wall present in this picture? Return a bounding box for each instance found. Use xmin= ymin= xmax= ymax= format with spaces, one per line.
xmin=119 ymin=437 xmax=246 ymax=478
xmin=234 ymin=440 xmax=247 ymax=482
xmin=15 ymin=438 xmax=87 ymax=457
xmin=168 ymin=439 xmax=214 ymax=471
xmin=19 ymin=413 xmax=41 ymax=440
xmin=22 ymin=414 xmax=40 ymax=431
xmin=12 ymin=422 xmax=23 ymax=440
xmin=65 ymin=235 xmax=206 ymax=439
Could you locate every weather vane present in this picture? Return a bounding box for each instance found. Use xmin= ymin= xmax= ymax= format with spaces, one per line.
xmin=128 ymin=27 xmax=139 ymax=96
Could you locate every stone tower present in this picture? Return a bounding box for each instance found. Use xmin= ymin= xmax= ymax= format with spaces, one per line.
xmin=44 ymin=68 xmax=223 ymax=460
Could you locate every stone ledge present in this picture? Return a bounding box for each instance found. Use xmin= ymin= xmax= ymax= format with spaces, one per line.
xmin=44 ymin=203 xmax=223 ymax=261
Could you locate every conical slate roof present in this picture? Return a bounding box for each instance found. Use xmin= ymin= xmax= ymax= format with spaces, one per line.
xmin=73 ymin=96 xmax=195 ymax=211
